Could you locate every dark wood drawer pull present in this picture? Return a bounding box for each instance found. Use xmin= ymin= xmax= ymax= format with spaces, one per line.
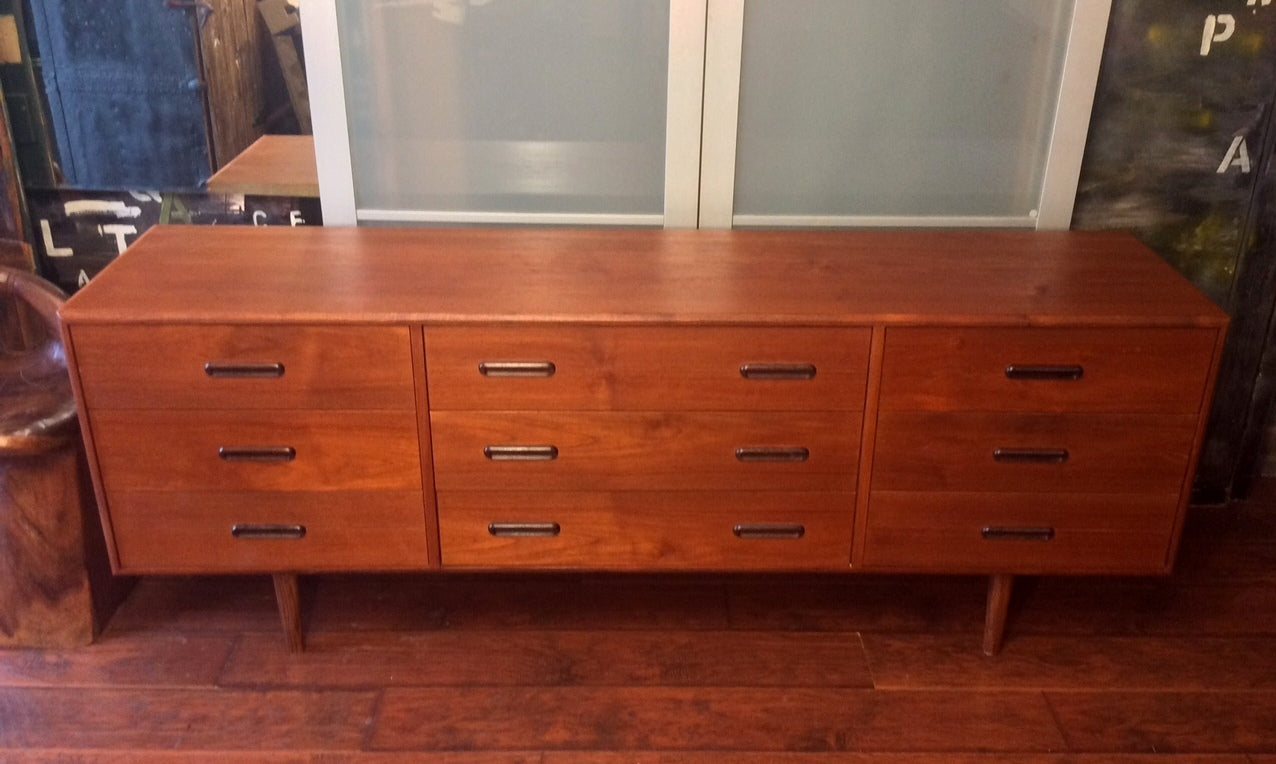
xmin=488 ymin=522 xmax=562 ymax=537
xmin=735 ymin=446 xmax=810 ymax=462
xmin=479 ymin=361 xmax=557 ymax=378
xmin=484 ymin=445 xmax=560 ymax=461
xmin=739 ymin=363 xmax=817 ymax=380
xmin=218 ymin=446 xmax=297 ymax=462
xmin=231 ymin=523 xmax=306 ymax=540
xmin=204 ymin=362 xmax=285 ymax=378
xmin=981 ymin=526 xmax=1056 ymax=542
xmin=1004 ymin=364 xmax=1084 ymax=381
xmin=733 ymin=523 xmax=806 ymax=540
xmin=992 ymin=448 xmax=1069 ymax=464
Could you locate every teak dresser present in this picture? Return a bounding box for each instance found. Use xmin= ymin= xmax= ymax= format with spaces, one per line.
xmin=58 ymin=227 xmax=1229 ymax=654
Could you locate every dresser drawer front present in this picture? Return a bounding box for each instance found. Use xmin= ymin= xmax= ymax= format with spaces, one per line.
xmin=861 ymin=491 xmax=1177 ymax=573
xmin=879 ymin=327 xmax=1218 ymax=413
xmin=93 ymin=410 xmax=422 ymax=492
xmin=438 ymin=491 xmax=853 ymax=569
xmin=70 ymin=324 xmax=416 ymax=410
xmin=872 ymin=412 xmax=1196 ymax=494
xmin=425 ymin=326 xmax=871 ymax=411
xmin=431 ymin=411 xmax=860 ymax=491
xmin=107 ymin=491 xmax=429 ymax=573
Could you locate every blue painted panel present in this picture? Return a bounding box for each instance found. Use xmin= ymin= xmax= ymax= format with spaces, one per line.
xmin=30 ymin=0 xmax=211 ymax=190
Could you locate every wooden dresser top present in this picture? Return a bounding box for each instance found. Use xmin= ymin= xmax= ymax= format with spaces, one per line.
xmin=60 ymin=226 xmax=1228 ymax=327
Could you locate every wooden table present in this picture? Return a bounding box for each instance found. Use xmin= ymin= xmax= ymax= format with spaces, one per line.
xmin=205 ymin=135 xmax=318 ymax=197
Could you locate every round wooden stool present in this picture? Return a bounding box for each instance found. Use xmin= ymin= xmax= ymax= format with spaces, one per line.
xmin=0 ymin=267 xmax=125 ymax=647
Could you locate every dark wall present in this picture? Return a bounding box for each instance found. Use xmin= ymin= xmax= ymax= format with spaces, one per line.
xmin=1072 ymin=0 xmax=1276 ymax=502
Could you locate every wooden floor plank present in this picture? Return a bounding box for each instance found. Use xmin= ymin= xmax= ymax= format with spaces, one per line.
xmin=307 ymin=755 xmax=542 ymax=764
xmin=1173 ymin=502 xmax=1276 ymax=583
xmin=371 ymin=688 xmax=1066 ymax=752
xmin=220 ymin=630 xmax=871 ymax=688
xmin=1046 ymin=691 xmax=1276 ymax=753
xmin=0 ymin=753 xmax=1254 ymax=763
xmin=304 ymin=574 xmax=732 ymax=632
xmin=539 ymin=756 xmax=1252 ymax=764
xmin=0 ymin=753 xmax=318 ymax=763
xmin=0 ymin=687 xmax=378 ymax=751
xmin=724 ymin=574 xmax=986 ymax=632
xmin=1010 ymin=579 xmax=1276 ymax=637
xmin=103 ymin=576 xmax=282 ymax=635
xmin=863 ymin=634 xmax=1276 ymax=691
xmin=1182 ymin=487 xmax=1276 ymax=543
xmin=1172 ymin=540 xmax=1276 ymax=583
xmin=0 ymin=634 xmax=234 ymax=688
xmin=0 ymin=754 xmax=542 ymax=763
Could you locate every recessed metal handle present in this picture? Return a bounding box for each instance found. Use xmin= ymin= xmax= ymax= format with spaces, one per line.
xmin=483 ymin=445 xmax=559 ymax=461
xmin=1004 ymin=364 xmax=1084 ymax=381
xmin=218 ymin=446 xmax=297 ymax=462
xmin=740 ymin=363 xmax=817 ymax=380
xmin=992 ymin=448 xmax=1069 ymax=464
xmin=733 ymin=523 xmax=806 ymax=540
xmin=735 ymin=446 xmax=810 ymax=463
xmin=488 ymin=522 xmax=561 ymax=537
xmin=479 ymin=361 xmax=557 ymax=378
xmin=204 ymin=362 xmax=285 ymax=378
xmin=231 ymin=523 xmax=306 ymax=540
xmin=981 ymin=526 xmax=1056 ymax=542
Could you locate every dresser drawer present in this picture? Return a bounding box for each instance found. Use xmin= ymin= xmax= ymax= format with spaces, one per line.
xmin=872 ymin=412 xmax=1196 ymax=494
xmin=425 ymin=326 xmax=871 ymax=411
xmin=437 ymin=490 xmax=854 ymax=569
xmin=107 ymin=491 xmax=429 ymax=573
xmin=878 ymin=327 xmax=1218 ymax=413
xmin=861 ymin=491 xmax=1177 ymax=573
xmin=70 ymin=324 xmax=416 ymax=410
xmin=92 ymin=410 xmax=422 ymax=492
xmin=431 ymin=411 xmax=860 ymax=491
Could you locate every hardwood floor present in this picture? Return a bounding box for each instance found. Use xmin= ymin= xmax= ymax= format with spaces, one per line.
xmin=4 ymin=484 xmax=1276 ymax=761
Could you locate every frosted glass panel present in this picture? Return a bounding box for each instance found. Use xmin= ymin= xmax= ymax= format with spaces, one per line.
xmin=733 ymin=0 xmax=1074 ymax=221
xmin=335 ymin=0 xmax=669 ymax=217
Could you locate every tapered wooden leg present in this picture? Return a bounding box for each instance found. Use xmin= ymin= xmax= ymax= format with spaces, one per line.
xmin=272 ymin=573 xmax=304 ymax=653
xmin=982 ymin=573 xmax=1014 ymax=656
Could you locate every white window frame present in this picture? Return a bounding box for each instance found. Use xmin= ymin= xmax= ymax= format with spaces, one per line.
xmin=304 ymin=0 xmax=1110 ymax=230
xmin=303 ymin=0 xmax=707 ymax=228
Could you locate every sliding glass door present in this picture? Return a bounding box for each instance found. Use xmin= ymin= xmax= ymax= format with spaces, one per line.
xmin=305 ymin=0 xmax=1110 ymax=229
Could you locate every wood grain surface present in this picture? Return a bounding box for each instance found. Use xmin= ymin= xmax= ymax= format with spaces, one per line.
xmin=870 ymin=412 xmax=1197 ymax=494
xmin=430 ymin=410 xmax=860 ymax=492
xmin=877 ymin=326 xmax=1219 ymax=413
xmin=70 ymin=323 xmax=415 ymax=410
xmin=219 ymin=630 xmax=872 ymax=688
xmin=92 ymin=410 xmax=422 ymax=493
xmin=204 ymin=135 xmax=319 ymax=197
xmin=0 ymin=447 xmax=96 ymax=647
xmin=371 ymin=686 xmax=1066 ymax=752
xmin=425 ymin=325 xmax=871 ymax=411
xmin=107 ymin=491 xmax=429 ymax=574
xmin=0 ymin=687 xmax=376 ymax=750
xmin=860 ymin=491 xmax=1176 ymax=573
xmin=60 ymin=227 xmax=1229 ymax=327
xmin=436 ymin=490 xmax=854 ymax=569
